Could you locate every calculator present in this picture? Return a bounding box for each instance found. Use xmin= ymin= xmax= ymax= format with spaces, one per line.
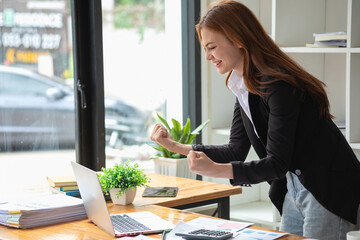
xmin=175 ymin=229 xmax=233 ymax=240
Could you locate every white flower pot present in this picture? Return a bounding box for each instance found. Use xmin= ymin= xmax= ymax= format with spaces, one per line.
xmin=109 ymin=187 xmax=137 ymax=205
xmin=153 ymin=157 xmax=196 ymax=179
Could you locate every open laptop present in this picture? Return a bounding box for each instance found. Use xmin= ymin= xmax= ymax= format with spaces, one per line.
xmin=71 ymin=161 xmax=174 ymax=237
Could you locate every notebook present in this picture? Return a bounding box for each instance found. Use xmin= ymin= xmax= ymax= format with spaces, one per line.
xmin=71 ymin=161 xmax=174 ymax=237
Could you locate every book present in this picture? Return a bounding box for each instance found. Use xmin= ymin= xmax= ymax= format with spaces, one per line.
xmin=54 ymin=186 xmax=79 ymax=191
xmin=314 ymin=40 xmax=346 ymax=47
xmin=306 ymin=31 xmax=347 ymax=48
xmin=305 ymin=43 xmax=340 ymax=48
xmin=62 ymin=190 xmax=80 ymax=197
xmin=50 ymin=187 xmax=81 ymax=197
xmin=313 ymin=31 xmax=347 ymax=42
xmin=46 ymin=174 xmax=77 ymax=187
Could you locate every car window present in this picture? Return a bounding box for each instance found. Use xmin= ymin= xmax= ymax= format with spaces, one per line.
xmin=0 ymin=72 xmax=52 ymax=96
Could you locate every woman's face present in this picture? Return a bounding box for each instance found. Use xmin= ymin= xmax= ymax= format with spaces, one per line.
xmin=201 ymin=27 xmax=244 ymax=75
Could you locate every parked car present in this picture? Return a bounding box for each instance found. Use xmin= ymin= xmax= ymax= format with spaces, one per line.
xmin=0 ymin=65 xmax=148 ymax=152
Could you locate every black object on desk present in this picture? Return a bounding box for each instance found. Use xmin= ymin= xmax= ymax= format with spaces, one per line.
xmin=161 ymin=229 xmax=171 ymax=240
xmin=142 ymin=187 xmax=178 ymax=197
xmin=175 ymin=229 xmax=233 ymax=240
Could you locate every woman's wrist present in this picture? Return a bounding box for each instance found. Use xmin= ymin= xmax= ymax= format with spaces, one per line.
xmin=172 ymin=142 xmax=193 ymax=156
xmin=211 ymin=163 xmax=234 ymax=179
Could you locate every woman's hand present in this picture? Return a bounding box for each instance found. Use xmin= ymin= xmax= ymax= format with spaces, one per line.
xmin=150 ymin=124 xmax=195 ymax=157
xmin=187 ymin=150 xmax=215 ymax=175
xmin=150 ymin=123 xmax=176 ymax=151
xmin=187 ymin=150 xmax=234 ymax=179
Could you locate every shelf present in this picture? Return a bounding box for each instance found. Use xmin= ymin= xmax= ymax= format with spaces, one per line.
xmin=350 ymin=143 xmax=360 ymax=150
xmin=230 ymin=201 xmax=280 ymax=229
xmin=281 ymin=47 xmax=352 ymax=53
xmin=350 ymin=48 xmax=360 ymax=53
xmin=212 ymin=128 xmax=230 ymax=136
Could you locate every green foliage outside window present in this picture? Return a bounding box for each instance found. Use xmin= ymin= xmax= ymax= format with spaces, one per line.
xmin=114 ymin=0 xmax=165 ymax=42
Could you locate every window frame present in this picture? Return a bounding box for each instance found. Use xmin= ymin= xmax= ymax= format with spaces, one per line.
xmin=71 ymin=0 xmax=105 ymax=171
xmin=181 ymin=0 xmax=202 ymax=143
xmin=70 ymin=0 xmax=202 ymax=170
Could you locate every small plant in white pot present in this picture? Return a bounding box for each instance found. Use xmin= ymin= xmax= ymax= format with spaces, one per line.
xmin=98 ymin=161 xmax=150 ymax=205
xmin=151 ymin=113 xmax=210 ymax=178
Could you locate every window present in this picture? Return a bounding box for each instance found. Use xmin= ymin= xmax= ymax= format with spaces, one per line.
xmin=0 ymin=72 xmax=59 ymax=95
xmin=0 ymin=0 xmax=198 ymax=192
xmin=0 ymin=0 xmax=76 ymax=189
xmin=101 ymin=0 xmax=183 ymax=171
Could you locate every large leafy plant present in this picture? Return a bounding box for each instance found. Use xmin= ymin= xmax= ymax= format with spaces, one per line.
xmin=152 ymin=113 xmax=210 ymax=159
xmin=98 ymin=161 xmax=150 ymax=197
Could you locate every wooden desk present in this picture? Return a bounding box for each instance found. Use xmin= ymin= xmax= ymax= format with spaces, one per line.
xmin=0 ymin=204 xmax=305 ymax=240
xmin=135 ymin=172 xmax=243 ymax=219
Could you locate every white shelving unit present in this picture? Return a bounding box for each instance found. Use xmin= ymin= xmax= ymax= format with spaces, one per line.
xmin=230 ymin=201 xmax=280 ymax=229
xmin=200 ymin=0 xmax=360 ymax=228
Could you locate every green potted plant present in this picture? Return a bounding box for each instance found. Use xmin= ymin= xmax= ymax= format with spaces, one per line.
xmin=98 ymin=161 xmax=150 ymax=205
xmin=151 ymin=113 xmax=210 ymax=179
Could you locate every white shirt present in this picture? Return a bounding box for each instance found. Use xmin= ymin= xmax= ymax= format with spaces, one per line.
xmin=227 ymin=70 xmax=259 ymax=137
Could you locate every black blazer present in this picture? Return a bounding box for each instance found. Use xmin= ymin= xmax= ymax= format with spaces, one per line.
xmin=193 ymin=77 xmax=360 ymax=224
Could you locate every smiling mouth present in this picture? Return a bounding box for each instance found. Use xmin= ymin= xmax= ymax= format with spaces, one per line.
xmin=214 ymin=61 xmax=222 ymax=68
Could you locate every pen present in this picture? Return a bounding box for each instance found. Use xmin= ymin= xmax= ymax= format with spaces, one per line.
xmin=161 ymin=229 xmax=169 ymax=240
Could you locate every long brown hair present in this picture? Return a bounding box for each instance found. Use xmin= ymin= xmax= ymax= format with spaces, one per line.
xmin=196 ymin=0 xmax=332 ymax=119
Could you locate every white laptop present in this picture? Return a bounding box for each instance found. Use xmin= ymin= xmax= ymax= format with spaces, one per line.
xmin=71 ymin=161 xmax=174 ymax=237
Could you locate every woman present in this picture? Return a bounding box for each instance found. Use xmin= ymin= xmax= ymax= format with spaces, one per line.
xmin=150 ymin=1 xmax=360 ymax=239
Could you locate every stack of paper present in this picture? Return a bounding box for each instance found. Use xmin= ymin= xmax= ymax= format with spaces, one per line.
xmin=306 ymin=31 xmax=347 ymax=47
xmin=0 ymin=193 xmax=87 ymax=228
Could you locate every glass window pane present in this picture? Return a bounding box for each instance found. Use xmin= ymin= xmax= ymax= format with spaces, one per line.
xmin=0 ymin=0 xmax=76 ymax=192
xmin=102 ymin=0 xmax=182 ymax=171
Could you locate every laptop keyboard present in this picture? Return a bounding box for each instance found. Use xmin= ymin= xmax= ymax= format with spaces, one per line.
xmin=111 ymin=214 xmax=151 ymax=233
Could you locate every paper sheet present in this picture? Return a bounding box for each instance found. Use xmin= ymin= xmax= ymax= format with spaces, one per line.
xmin=165 ymin=218 xmax=288 ymax=240
xmin=165 ymin=221 xmax=199 ymax=239
xmin=115 ymin=235 xmax=157 ymax=240
xmin=234 ymin=228 xmax=287 ymax=240
xmin=186 ymin=217 xmax=252 ymax=233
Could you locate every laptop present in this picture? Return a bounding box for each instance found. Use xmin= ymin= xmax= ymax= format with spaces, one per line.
xmin=71 ymin=161 xmax=174 ymax=237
